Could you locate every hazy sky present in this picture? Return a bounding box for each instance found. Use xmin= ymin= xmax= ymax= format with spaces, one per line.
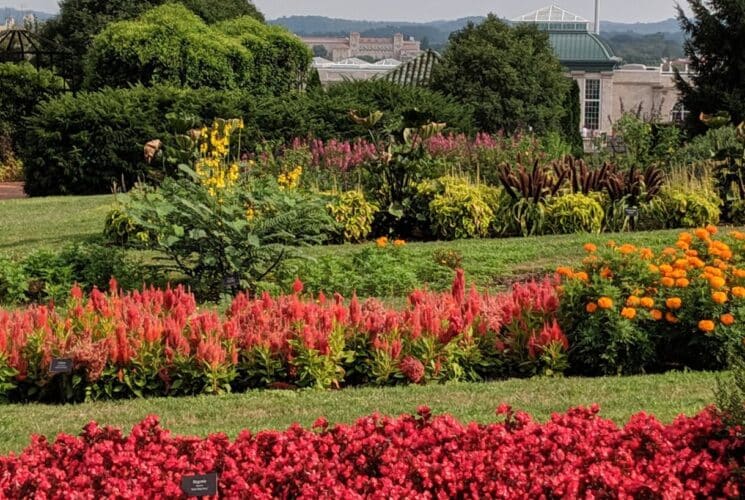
xmin=10 ymin=0 xmax=692 ymax=23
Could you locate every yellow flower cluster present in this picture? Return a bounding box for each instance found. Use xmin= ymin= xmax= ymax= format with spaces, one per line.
xmin=194 ymin=118 xmax=244 ymax=197
xmin=561 ymin=226 xmax=745 ymax=337
xmin=278 ymin=166 xmax=303 ymax=190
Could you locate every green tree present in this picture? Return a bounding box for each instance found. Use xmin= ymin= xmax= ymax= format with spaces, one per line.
xmin=83 ymin=4 xmax=253 ymax=90
xmin=561 ymin=79 xmax=584 ymax=156
xmin=431 ymin=14 xmax=569 ymax=134
xmin=40 ymin=0 xmax=263 ymax=88
xmin=676 ymin=0 xmax=745 ymax=136
xmin=216 ymin=17 xmax=312 ymax=94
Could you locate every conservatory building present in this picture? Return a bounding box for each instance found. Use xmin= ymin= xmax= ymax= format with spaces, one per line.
xmin=513 ymin=5 xmax=689 ymax=137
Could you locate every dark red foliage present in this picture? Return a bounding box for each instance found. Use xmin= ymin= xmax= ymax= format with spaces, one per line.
xmin=0 ymin=406 xmax=742 ymax=498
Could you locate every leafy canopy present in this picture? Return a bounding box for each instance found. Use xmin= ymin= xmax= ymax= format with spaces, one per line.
xmin=83 ymin=4 xmax=254 ymax=90
xmin=676 ymin=0 xmax=745 ymax=135
xmin=40 ymin=0 xmax=264 ymax=86
xmin=431 ymin=14 xmax=570 ymax=135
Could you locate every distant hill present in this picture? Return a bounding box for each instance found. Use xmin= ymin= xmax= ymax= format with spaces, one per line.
xmin=0 ymin=7 xmax=55 ymax=24
xmin=601 ymin=18 xmax=680 ymax=34
xmin=272 ymin=15 xmax=685 ymax=64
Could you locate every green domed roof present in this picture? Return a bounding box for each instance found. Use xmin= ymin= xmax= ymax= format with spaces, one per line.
xmin=549 ymin=32 xmax=617 ymax=71
xmin=513 ymin=4 xmax=619 ymax=72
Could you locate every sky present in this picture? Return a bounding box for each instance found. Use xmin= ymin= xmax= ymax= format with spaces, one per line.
xmin=8 ymin=0 xmax=692 ymax=23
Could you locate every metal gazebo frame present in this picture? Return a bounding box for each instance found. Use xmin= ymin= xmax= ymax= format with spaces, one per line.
xmin=0 ymin=27 xmax=78 ymax=91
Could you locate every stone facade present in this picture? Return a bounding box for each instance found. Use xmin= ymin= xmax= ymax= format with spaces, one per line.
xmin=301 ymin=32 xmax=422 ymax=62
xmin=572 ymin=64 xmax=691 ymax=138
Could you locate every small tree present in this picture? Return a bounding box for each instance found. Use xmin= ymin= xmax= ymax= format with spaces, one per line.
xmin=676 ymin=0 xmax=745 ymax=136
xmin=431 ymin=14 xmax=570 ymax=134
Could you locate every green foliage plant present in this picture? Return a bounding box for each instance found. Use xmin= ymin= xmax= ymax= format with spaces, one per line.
xmin=326 ymin=190 xmax=379 ymax=243
xmin=544 ymin=193 xmax=604 ymax=235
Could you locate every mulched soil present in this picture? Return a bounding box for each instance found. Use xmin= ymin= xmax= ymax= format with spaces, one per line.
xmin=0 ymin=183 xmax=25 ymax=200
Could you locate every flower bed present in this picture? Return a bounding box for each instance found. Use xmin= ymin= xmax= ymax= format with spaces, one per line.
xmin=0 ymin=406 xmax=742 ymax=497
xmin=559 ymin=226 xmax=745 ymax=374
xmin=0 ymin=272 xmax=565 ymax=402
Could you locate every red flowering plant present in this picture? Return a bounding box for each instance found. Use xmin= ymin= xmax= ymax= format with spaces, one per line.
xmin=1 ymin=406 xmax=742 ymax=497
xmin=0 ymin=270 xmax=569 ymax=402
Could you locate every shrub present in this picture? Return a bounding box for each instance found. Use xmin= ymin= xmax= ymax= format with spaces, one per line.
xmin=123 ymin=119 xmax=334 ymax=299
xmin=326 ymin=190 xmax=378 ymax=243
xmin=558 ymin=228 xmax=745 ymax=374
xmin=216 ymin=17 xmax=312 ymax=95
xmin=1 ymin=408 xmax=741 ymax=497
xmin=83 ymin=5 xmax=254 ymax=90
xmin=0 ymin=62 xmax=65 ymax=154
xmin=544 ymin=193 xmax=604 ymax=234
xmin=648 ymin=187 xmax=721 ymax=229
xmin=23 ymin=85 xmax=251 ymax=196
xmin=426 ymin=177 xmax=495 ymax=240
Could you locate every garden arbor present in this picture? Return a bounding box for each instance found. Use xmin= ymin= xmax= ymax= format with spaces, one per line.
xmin=0 ymin=27 xmax=76 ymax=90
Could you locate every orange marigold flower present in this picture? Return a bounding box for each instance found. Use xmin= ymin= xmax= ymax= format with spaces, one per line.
xmin=648 ymin=264 xmax=660 ymax=274
xmin=698 ymin=319 xmax=716 ymax=333
xmin=732 ymin=287 xmax=745 ymax=298
xmin=673 ymin=258 xmax=689 ymax=270
xmin=639 ymin=247 xmax=654 ymax=260
xmin=735 ymin=268 xmax=745 ymax=279
xmin=621 ymin=307 xmax=637 ymax=320
xmin=679 ymin=231 xmax=693 ymax=243
xmin=640 ymin=297 xmax=655 ymax=309
xmin=583 ymin=243 xmax=597 ymax=253
xmin=706 ymin=224 xmax=718 ymax=235
xmin=675 ymin=240 xmax=689 ymax=250
xmin=695 ymin=228 xmax=710 ymax=240
xmin=598 ymin=297 xmax=614 ymax=310
xmin=666 ymin=297 xmax=682 ymax=310
xmin=661 ymin=277 xmax=675 ymax=288
xmin=650 ymin=309 xmax=663 ymax=321
xmin=662 ymin=247 xmax=678 ymax=256
xmin=688 ymin=257 xmax=705 ymax=269
xmin=659 ymin=264 xmax=674 ymax=274
xmin=600 ymin=267 xmax=613 ymax=279
xmin=675 ymin=278 xmax=690 ymax=288
xmin=556 ymin=267 xmax=574 ymax=278
xmin=671 ymin=269 xmax=687 ymax=279
xmin=618 ymin=244 xmax=636 ymax=255
xmin=574 ymin=271 xmax=589 ymax=282
xmin=586 ymin=302 xmax=598 ymax=313
xmin=712 ymin=291 xmax=728 ymax=305
xmin=665 ymin=312 xmax=679 ymax=323
xmin=709 ymin=276 xmax=726 ymax=289
xmin=626 ymin=296 xmax=641 ymax=307
xmin=731 ymin=231 xmax=745 ymax=241
xmin=393 ymin=239 xmax=406 ymax=247
xmin=375 ymin=236 xmax=389 ymax=248
xmin=721 ymin=313 xmax=735 ymax=326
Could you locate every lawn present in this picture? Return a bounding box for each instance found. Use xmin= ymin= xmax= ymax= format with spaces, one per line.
xmin=0 ymin=194 xmax=692 ymax=295
xmin=0 ymin=371 xmax=719 ymax=454
xmin=0 ymin=194 xmax=117 ymax=259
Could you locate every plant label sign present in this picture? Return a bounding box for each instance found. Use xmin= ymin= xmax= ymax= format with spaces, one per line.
xmin=49 ymin=358 xmax=73 ymax=374
xmin=181 ymin=473 xmax=218 ymax=497
xmin=625 ymin=207 xmax=639 ymax=218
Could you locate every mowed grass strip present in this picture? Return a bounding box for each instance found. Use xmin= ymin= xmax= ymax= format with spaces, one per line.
xmin=0 ymin=195 xmax=117 ymax=258
xmin=0 ymin=371 xmax=718 ymax=455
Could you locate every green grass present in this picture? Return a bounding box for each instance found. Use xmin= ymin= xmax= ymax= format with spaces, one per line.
xmin=0 ymin=194 xmax=706 ymax=296
xmin=0 ymin=371 xmax=718 ymax=454
xmin=0 ymin=195 xmax=116 ymax=258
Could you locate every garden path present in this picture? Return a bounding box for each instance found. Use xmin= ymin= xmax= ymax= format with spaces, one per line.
xmin=0 ymin=182 xmax=25 ymax=200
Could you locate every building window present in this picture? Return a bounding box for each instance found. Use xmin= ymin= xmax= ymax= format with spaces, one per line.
xmin=584 ymin=79 xmax=601 ymax=130
xmin=671 ymin=101 xmax=689 ymax=124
